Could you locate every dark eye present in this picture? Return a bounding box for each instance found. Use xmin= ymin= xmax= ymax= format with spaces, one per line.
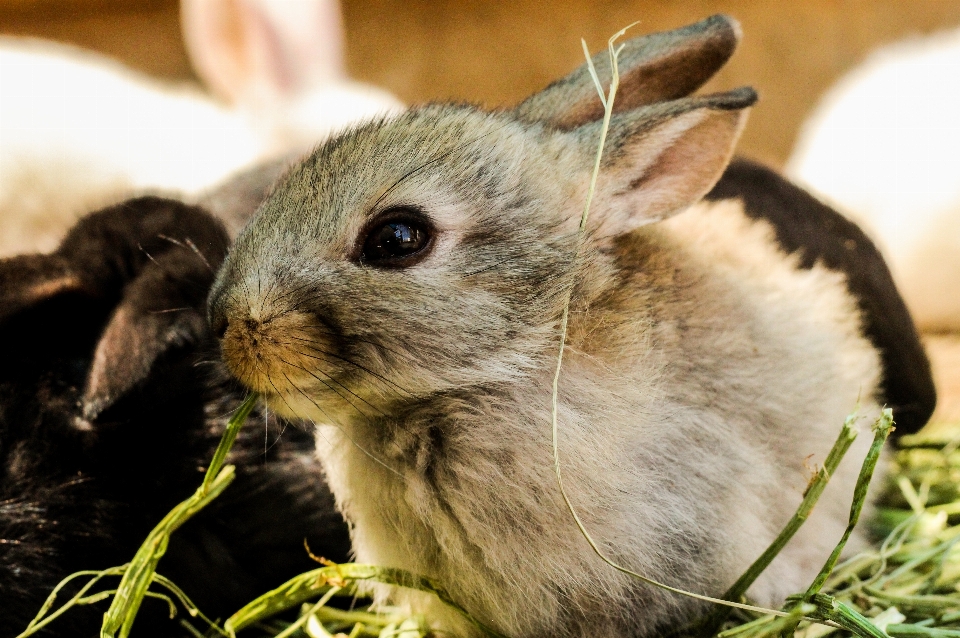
xmin=359 ymin=210 xmax=433 ymax=267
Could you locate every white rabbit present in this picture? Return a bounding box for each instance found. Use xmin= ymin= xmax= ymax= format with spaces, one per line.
xmin=208 ymin=16 xmax=931 ymax=638
xmin=0 ymin=0 xmax=401 ymax=257
xmin=787 ymin=26 xmax=960 ymax=333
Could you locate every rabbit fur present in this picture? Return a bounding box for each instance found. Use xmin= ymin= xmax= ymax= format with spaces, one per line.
xmin=0 ymin=197 xmax=350 ymax=637
xmin=208 ymin=16 xmax=932 ymax=638
xmin=0 ymin=0 xmax=401 ymax=258
xmin=787 ymin=26 xmax=960 ymax=332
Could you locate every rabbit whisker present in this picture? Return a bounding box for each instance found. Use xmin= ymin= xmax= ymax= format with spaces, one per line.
xmin=276 ymin=355 xmax=375 ymax=421
xmin=263 ymin=406 xmax=292 ymax=456
xmin=282 ymin=373 xmax=405 ymax=481
xmin=275 ymin=347 xmax=386 ymax=418
xmin=279 ymin=358 xmax=415 ymax=460
xmin=150 ymin=307 xmax=192 ymax=314
xmin=264 ymin=368 xmax=301 ymax=420
xmin=278 ymin=345 xmax=424 ymax=446
xmin=265 ymin=277 xmax=322 ymax=311
xmin=283 ymin=336 xmax=416 ymax=397
xmin=462 ymin=256 xmax=517 ymax=278
xmin=184 ymin=236 xmax=214 ymax=272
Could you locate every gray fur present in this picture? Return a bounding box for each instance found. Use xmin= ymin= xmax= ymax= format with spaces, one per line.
xmin=514 ymin=14 xmax=741 ymax=130
xmin=195 ymin=149 xmax=306 ymax=238
xmin=209 ymin=23 xmax=882 ymax=638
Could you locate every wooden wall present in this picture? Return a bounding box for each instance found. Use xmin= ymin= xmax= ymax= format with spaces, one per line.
xmin=3 ymin=0 xmax=960 ymax=167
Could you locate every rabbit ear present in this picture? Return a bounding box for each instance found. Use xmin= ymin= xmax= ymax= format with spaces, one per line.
xmin=0 ymin=255 xmax=90 ymax=325
xmin=578 ymin=87 xmax=755 ymax=238
xmin=181 ymin=0 xmax=346 ymax=107
xmin=36 ymin=197 xmax=229 ymax=421
xmin=81 ymin=248 xmax=213 ymax=421
xmin=515 ymin=15 xmax=740 ymax=131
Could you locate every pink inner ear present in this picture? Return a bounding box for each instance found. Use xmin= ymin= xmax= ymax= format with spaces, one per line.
xmin=182 ymin=0 xmax=346 ymax=106
xmin=594 ymin=107 xmax=747 ymax=235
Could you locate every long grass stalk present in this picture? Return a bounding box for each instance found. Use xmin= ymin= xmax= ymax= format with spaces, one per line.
xmin=224 ymin=564 xmax=508 ymax=638
xmin=98 ymin=393 xmax=258 ymax=638
xmin=547 ymin=24 xmax=857 ymax=628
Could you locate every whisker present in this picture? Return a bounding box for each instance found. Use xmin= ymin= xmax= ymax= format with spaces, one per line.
xmin=462 ymin=255 xmax=517 ymax=278
xmin=265 ymin=277 xmax=321 ymax=312
xmin=283 ymin=374 xmax=406 ymax=481
xmin=277 ymin=355 xmax=376 ymax=421
xmin=265 ymin=369 xmax=301 ymax=419
xmin=264 ymin=408 xmax=290 ymax=456
xmin=183 ymin=237 xmax=213 ymax=272
xmin=297 ymin=329 xmax=409 ymax=362
xmin=150 ymin=307 xmax=192 ymax=314
xmin=138 ymin=243 xmax=159 ymax=269
xmin=283 ymin=337 xmax=416 ymax=397
xmin=277 ymin=346 xmax=424 ymax=447
xmin=276 ymin=351 xmax=385 ymax=418
xmin=256 ymin=263 xmax=264 ymax=317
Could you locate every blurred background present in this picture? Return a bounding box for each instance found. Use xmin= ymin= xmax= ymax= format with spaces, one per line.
xmin=1 ymin=0 xmax=958 ymax=425
xmin=4 ymin=0 xmax=960 ymax=168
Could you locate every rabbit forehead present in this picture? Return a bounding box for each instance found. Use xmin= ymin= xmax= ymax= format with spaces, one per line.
xmin=241 ymin=105 xmax=577 ymax=259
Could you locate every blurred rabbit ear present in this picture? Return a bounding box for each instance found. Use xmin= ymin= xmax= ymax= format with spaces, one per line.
xmin=181 ymin=0 xmax=346 ymax=107
xmin=0 ymin=255 xmax=90 ymax=325
xmin=515 ymin=15 xmax=741 ymax=130
xmin=39 ymin=197 xmax=229 ymax=421
xmin=77 ymin=200 xmax=229 ymax=421
xmin=577 ymin=88 xmax=756 ymax=237
xmin=80 ymin=247 xmax=215 ymax=421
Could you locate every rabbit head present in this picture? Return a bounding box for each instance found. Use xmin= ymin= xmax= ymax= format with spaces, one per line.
xmin=209 ymin=14 xmax=751 ymax=419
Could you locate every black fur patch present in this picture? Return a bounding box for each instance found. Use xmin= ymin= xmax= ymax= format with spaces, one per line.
xmin=705 ymin=158 xmax=936 ymax=435
xmin=0 ymin=198 xmax=351 ymax=637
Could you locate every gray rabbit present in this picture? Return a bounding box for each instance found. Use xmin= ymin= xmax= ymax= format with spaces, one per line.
xmin=209 ymin=16 xmax=935 ymax=638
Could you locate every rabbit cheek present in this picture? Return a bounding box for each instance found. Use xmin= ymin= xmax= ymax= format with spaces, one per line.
xmin=219 ymin=309 xmax=328 ymax=402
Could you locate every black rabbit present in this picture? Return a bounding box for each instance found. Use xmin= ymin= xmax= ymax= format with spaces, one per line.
xmin=0 ymin=196 xmax=350 ymax=637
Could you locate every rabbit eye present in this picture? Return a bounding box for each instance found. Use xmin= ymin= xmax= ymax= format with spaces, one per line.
xmin=359 ymin=210 xmax=433 ymax=267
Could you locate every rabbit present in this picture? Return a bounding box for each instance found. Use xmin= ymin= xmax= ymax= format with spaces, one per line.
xmin=207 ymin=15 xmax=934 ymax=638
xmin=705 ymin=157 xmax=936 ymax=437
xmin=0 ymin=196 xmax=351 ymax=637
xmin=786 ymin=26 xmax=960 ymax=333
xmin=0 ymin=0 xmax=402 ymax=258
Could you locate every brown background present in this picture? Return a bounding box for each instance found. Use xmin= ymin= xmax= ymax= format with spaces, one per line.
xmin=2 ymin=0 xmax=958 ymax=425
xmin=5 ymin=0 xmax=960 ymax=168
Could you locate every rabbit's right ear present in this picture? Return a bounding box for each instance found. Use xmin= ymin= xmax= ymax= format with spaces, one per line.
xmin=576 ymin=88 xmax=756 ymax=238
xmin=181 ymin=0 xmax=345 ymax=107
xmin=514 ymin=15 xmax=741 ymax=130
xmin=69 ymin=199 xmax=230 ymax=421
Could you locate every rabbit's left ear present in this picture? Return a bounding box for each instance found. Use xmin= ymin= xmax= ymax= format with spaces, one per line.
xmin=515 ymin=15 xmax=741 ymax=130
xmin=577 ymin=88 xmax=756 ymax=238
xmin=80 ymin=246 xmax=216 ymax=421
